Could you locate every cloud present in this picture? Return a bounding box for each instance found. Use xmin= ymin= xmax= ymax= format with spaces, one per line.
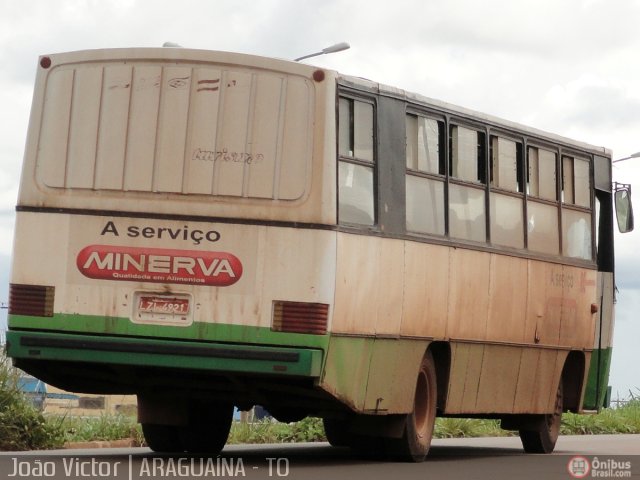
xmin=544 ymin=76 xmax=640 ymax=131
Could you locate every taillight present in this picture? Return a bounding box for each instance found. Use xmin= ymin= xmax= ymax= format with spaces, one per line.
xmin=272 ymin=301 xmax=329 ymax=335
xmin=9 ymin=284 xmax=55 ymax=317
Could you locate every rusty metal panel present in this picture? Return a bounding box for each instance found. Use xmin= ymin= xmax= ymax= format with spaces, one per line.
xmin=333 ymin=234 xmax=403 ymax=336
xmin=363 ymin=339 xmax=427 ymax=414
xmin=512 ymin=348 xmax=565 ymax=414
xmin=560 ymin=265 xmax=597 ymax=349
xmin=474 ymin=345 xmax=521 ymax=412
xmin=401 ymin=242 xmax=449 ymax=338
xmin=512 ymin=347 xmax=542 ymax=413
xmin=459 ymin=344 xmax=485 ymax=412
xmin=445 ymin=342 xmax=485 ymax=414
xmin=321 ymin=336 xmax=428 ymax=415
xmin=320 ymin=336 xmax=374 ymax=411
xmin=333 ymin=234 xmax=378 ymax=335
xmin=447 ymin=343 xmax=568 ymax=415
xmin=486 ymin=254 xmax=527 ymax=343
xmin=374 ymin=239 xmax=404 ymax=336
xmin=527 ymin=260 xmax=596 ymax=349
xmin=526 ymin=260 xmax=561 ymax=346
xmin=444 ymin=342 xmax=470 ymax=413
xmin=447 ymin=249 xmax=490 ymax=340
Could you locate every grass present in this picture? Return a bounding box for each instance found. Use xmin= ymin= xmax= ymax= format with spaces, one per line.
xmin=434 ymin=418 xmax=511 ymax=438
xmin=561 ymin=396 xmax=640 ymax=435
xmin=228 ymin=416 xmax=326 ymax=444
xmin=59 ymin=414 xmax=145 ymax=446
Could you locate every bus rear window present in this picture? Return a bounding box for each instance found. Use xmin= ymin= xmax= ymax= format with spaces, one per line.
xmin=36 ymin=62 xmax=313 ymax=201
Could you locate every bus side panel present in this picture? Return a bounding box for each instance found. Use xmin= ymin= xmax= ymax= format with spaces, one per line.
xmin=320 ymin=336 xmax=427 ymax=414
xmin=444 ymin=344 xmax=566 ymax=415
xmin=583 ymin=271 xmax=615 ymax=409
xmin=328 ymin=233 xmax=597 ymax=416
xmin=332 ymin=234 xmax=404 ymax=336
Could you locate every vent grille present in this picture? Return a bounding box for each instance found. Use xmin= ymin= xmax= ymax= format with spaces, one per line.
xmin=9 ymin=284 xmax=55 ymax=317
xmin=272 ymin=301 xmax=329 ymax=335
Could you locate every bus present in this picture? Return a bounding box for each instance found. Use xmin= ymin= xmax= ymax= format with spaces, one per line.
xmin=6 ymin=47 xmax=633 ymax=461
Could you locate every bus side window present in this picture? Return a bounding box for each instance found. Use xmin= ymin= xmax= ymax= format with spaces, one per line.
xmin=448 ymin=125 xmax=487 ymax=243
xmin=527 ymin=146 xmax=560 ymax=255
xmin=561 ymin=155 xmax=592 ymax=260
xmin=489 ymin=136 xmax=524 ymax=249
xmin=562 ymin=155 xmax=590 ymax=208
xmin=405 ymin=115 xmax=445 ymax=235
xmin=338 ymin=97 xmax=375 ymax=225
xmin=527 ymin=147 xmax=557 ymax=201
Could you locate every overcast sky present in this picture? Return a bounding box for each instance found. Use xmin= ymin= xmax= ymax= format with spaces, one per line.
xmin=1 ymin=0 xmax=639 ymax=398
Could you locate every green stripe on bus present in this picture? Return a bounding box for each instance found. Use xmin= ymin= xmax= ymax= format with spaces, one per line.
xmin=8 ymin=313 xmax=329 ymax=350
xmin=583 ymin=347 xmax=613 ymax=410
xmin=6 ymin=330 xmax=323 ymax=377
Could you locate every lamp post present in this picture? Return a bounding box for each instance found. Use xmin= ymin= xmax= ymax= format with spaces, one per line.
xmin=294 ymin=42 xmax=350 ymax=62
xmin=613 ymin=152 xmax=640 ymax=163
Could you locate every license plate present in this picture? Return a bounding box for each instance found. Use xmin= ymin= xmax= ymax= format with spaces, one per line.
xmin=133 ymin=293 xmax=193 ymax=326
xmin=138 ymin=296 xmax=190 ymax=315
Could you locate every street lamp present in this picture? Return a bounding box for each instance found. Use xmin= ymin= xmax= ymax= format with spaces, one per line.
xmin=613 ymin=152 xmax=640 ymax=163
xmin=294 ymin=42 xmax=350 ymax=62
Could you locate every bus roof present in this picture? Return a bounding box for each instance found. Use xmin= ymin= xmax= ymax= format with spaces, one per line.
xmin=338 ymin=73 xmax=612 ymax=158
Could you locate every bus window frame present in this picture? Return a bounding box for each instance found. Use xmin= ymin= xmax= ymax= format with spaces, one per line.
xmin=404 ymin=109 xmax=447 ymax=237
xmin=337 ymin=92 xmax=378 ymax=229
xmin=446 ymin=120 xmax=489 ymax=244
xmin=559 ymin=148 xmax=595 ymax=261
xmin=487 ymin=131 xmax=526 ymax=250
xmin=341 ymin=87 xmax=599 ymax=268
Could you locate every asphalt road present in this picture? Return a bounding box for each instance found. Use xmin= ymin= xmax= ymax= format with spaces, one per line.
xmin=0 ymin=435 xmax=637 ymax=480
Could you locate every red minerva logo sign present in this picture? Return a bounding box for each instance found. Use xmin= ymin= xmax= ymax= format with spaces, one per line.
xmin=77 ymin=245 xmax=243 ymax=286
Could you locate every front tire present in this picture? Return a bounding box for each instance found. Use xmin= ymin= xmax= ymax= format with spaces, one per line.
xmin=519 ymin=381 xmax=563 ymax=453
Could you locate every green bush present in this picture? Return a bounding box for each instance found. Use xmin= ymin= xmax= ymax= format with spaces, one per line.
xmin=0 ymin=355 xmax=65 ymax=451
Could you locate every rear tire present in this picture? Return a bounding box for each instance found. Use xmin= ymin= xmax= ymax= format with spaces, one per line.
xmin=323 ymin=418 xmax=352 ymax=447
xmin=386 ymin=350 xmax=437 ymax=462
xmin=142 ymin=423 xmax=183 ymax=452
xmin=179 ymin=401 xmax=234 ymax=454
xmin=519 ymin=381 xmax=563 ymax=453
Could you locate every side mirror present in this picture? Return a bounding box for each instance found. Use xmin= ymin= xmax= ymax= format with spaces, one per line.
xmin=614 ymin=183 xmax=634 ymax=233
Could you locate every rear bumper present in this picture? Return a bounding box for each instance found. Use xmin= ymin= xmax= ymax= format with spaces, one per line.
xmin=6 ymin=330 xmax=323 ymax=378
